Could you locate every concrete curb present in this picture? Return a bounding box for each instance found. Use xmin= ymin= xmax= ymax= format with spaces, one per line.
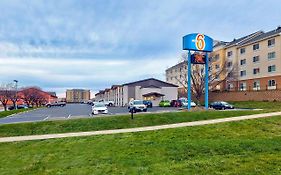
xmin=0 ymin=111 xmax=280 ymax=143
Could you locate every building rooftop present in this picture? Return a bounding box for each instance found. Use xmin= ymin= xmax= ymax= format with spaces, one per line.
xmin=225 ymin=31 xmax=264 ymax=48
xmin=123 ymin=78 xmax=178 ymax=87
xmin=238 ymin=26 xmax=281 ymax=47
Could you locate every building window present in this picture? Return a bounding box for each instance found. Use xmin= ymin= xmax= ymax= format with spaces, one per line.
xmin=240 ymin=48 xmax=246 ymax=54
xmin=253 ymin=56 xmax=260 ymax=63
xmin=227 ymin=61 xmax=233 ymax=68
xmin=253 ymin=43 xmax=259 ymax=51
xmin=227 ymin=83 xmax=234 ymax=90
xmin=268 ymin=38 xmax=275 ymax=47
xmin=253 ymin=68 xmax=260 ymax=75
xmin=268 ymin=52 xmax=276 ymax=60
xmin=170 ymin=77 xmax=173 ymax=80
xmin=179 ymin=68 xmax=182 ymax=72
xmin=215 ymin=64 xmax=220 ymax=69
xmin=253 ymin=80 xmax=260 ymax=90
xmin=268 ymin=79 xmax=276 ymax=87
xmin=268 ymin=79 xmax=276 ymax=90
xmin=227 ymin=51 xmax=233 ymax=57
xmin=240 ymin=70 xmax=246 ymax=77
xmin=268 ymin=65 xmax=276 ymax=72
xmin=214 ymin=54 xmax=219 ymax=61
xmin=239 ymin=82 xmax=247 ymax=91
xmin=215 ymin=74 xmax=219 ymax=80
xmin=228 ymin=72 xmax=233 ymax=78
xmin=240 ymin=59 xmax=246 ymax=66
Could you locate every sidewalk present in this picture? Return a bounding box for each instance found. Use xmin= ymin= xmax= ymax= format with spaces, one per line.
xmin=1 ymin=111 xmax=281 ymax=143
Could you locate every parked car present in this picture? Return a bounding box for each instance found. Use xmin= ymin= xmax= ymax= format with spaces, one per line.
xmin=210 ymin=101 xmax=234 ymax=110
xmin=87 ymin=100 xmax=94 ymax=105
xmin=128 ymin=100 xmax=147 ymax=113
xmin=159 ymin=100 xmax=171 ymax=107
xmin=8 ymin=105 xmax=29 ymax=110
xmin=179 ymin=98 xmax=196 ymax=107
xmin=170 ymin=100 xmax=182 ymax=107
xmin=45 ymin=101 xmax=66 ymax=108
xmin=98 ymin=100 xmax=114 ymax=106
xmin=92 ymin=102 xmax=108 ymax=115
xmin=143 ymin=100 xmax=153 ymax=108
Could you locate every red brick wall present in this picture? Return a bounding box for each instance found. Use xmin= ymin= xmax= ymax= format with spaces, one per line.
xmin=209 ymin=90 xmax=281 ymax=102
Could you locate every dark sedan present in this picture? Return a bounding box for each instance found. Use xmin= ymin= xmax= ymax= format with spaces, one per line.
xmin=143 ymin=100 xmax=153 ymax=108
xmin=210 ymin=101 xmax=234 ymax=110
xmin=8 ymin=105 xmax=29 ymax=110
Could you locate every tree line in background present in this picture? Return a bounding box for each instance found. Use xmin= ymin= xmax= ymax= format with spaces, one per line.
xmin=0 ymin=83 xmax=47 ymax=111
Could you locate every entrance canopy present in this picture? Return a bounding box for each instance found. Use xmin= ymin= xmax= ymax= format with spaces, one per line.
xmin=142 ymin=92 xmax=164 ymax=97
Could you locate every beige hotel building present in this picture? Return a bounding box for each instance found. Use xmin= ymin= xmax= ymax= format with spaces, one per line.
xmin=66 ymin=89 xmax=91 ymax=103
xmin=166 ymin=26 xmax=281 ymax=92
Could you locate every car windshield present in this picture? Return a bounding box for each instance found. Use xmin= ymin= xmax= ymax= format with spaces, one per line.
xmin=94 ymin=103 xmax=105 ymax=107
xmin=221 ymin=102 xmax=229 ymax=105
xmin=133 ymin=100 xmax=143 ymax=105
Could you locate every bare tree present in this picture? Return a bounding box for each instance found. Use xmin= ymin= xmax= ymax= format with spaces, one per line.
xmin=20 ymin=87 xmax=47 ymax=107
xmin=0 ymin=83 xmax=14 ymax=111
xmin=175 ymin=56 xmax=238 ymax=103
xmin=21 ymin=88 xmax=37 ymax=107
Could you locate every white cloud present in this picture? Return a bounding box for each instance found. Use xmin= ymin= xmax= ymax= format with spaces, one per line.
xmin=0 ymin=55 xmax=178 ymax=97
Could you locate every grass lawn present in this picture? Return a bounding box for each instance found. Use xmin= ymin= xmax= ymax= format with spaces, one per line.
xmin=0 ymin=109 xmax=268 ymax=137
xmin=0 ymin=116 xmax=280 ymax=174
xmin=230 ymin=101 xmax=281 ymax=110
xmin=0 ymin=108 xmax=36 ymax=119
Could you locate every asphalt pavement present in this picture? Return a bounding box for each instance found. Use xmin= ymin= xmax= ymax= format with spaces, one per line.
xmin=0 ymin=104 xmax=179 ymax=124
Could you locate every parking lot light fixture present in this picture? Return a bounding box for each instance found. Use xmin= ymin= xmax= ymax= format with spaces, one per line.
xmin=13 ymin=80 xmax=18 ymax=110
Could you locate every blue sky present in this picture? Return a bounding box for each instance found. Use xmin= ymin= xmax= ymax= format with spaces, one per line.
xmin=0 ymin=0 xmax=281 ymax=97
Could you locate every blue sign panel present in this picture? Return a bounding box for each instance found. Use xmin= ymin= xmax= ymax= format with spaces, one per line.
xmin=183 ymin=33 xmax=213 ymax=52
xmin=191 ymin=53 xmax=206 ymax=64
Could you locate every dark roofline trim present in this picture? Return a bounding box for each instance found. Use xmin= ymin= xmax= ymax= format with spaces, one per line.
xmin=237 ymin=33 xmax=280 ymax=49
xmin=123 ymin=78 xmax=178 ymax=87
xmin=224 ymin=31 xmax=263 ymax=49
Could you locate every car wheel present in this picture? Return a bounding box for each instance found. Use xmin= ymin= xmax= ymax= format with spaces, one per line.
xmin=143 ymin=109 xmax=147 ymax=112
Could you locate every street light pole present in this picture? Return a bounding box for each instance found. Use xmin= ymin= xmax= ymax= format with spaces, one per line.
xmin=13 ymin=80 xmax=18 ymax=110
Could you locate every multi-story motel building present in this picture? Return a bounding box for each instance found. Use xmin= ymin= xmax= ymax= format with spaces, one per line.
xmin=66 ymin=89 xmax=90 ymax=103
xmin=95 ymin=78 xmax=178 ymax=106
xmin=165 ymin=41 xmax=228 ymax=96
xmin=166 ymin=26 xmax=281 ymax=93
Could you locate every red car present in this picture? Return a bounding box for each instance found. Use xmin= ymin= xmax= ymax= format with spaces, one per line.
xmin=170 ymin=100 xmax=182 ymax=107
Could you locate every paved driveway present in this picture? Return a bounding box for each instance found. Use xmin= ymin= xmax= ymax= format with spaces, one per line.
xmin=0 ymin=104 xmax=179 ymax=124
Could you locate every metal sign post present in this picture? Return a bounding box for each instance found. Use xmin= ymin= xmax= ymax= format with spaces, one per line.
xmin=187 ymin=50 xmax=191 ymax=110
xmin=183 ymin=33 xmax=213 ymax=110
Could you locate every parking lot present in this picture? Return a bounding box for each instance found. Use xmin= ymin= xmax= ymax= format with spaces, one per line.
xmin=0 ymin=104 xmax=179 ymax=124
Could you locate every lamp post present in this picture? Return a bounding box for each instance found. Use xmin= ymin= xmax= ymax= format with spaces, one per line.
xmin=13 ymin=80 xmax=18 ymax=110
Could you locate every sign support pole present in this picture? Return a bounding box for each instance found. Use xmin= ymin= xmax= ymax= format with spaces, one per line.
xmin=183 ymin=33 xmax=213 ymax=111
xmin=187 ymin=50 xmax=191 ymax=111
xmin=205 ymin=54 xmax=209 ymax=110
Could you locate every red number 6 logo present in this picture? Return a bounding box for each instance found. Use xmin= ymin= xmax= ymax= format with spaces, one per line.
xmin=195 ymin=34 xmax=205 ymax=51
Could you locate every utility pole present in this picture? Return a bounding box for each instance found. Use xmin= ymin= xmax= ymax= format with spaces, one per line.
xmin=13 ymin=80 xmax=18 ymax=110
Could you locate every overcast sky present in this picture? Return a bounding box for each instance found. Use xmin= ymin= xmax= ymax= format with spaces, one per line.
xmin=0 ymin=0 xmax=281 ymax=97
